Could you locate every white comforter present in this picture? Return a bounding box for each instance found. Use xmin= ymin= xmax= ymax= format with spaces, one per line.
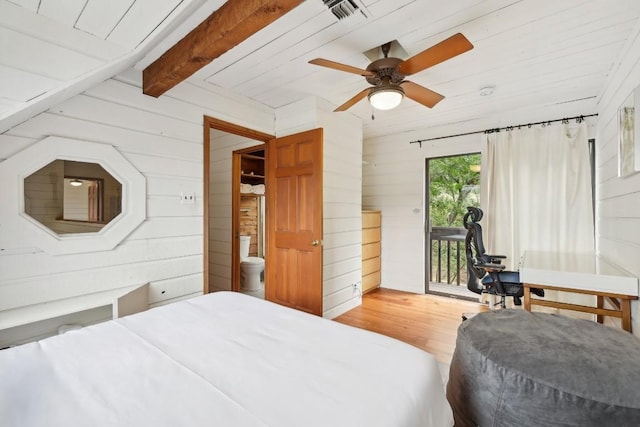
xmin=0 ymin=292 xmax=453 ymax=426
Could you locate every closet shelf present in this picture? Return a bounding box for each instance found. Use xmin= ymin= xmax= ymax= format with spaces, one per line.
xmin=241 ymin=173 xmax=265 ymax=179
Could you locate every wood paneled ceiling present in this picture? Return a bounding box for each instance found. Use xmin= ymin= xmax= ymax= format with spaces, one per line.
xmin=2 ymin=0 xmax=640 ymax=139
xmin=0 ymin=0 xmax=214 ymax=132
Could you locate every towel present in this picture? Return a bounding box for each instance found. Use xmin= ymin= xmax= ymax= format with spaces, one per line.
xmin=251 ymin=184 xmax=265 ymax=195
xmin=240 ymin=183 xmax=252 ymax=193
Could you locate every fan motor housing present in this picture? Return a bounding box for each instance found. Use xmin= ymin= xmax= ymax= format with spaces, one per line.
xmin=366 ymin=57 xmax=405 ymax=85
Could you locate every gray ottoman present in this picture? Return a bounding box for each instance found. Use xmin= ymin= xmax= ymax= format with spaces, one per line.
xmin=446 ymin=310 xmax=640 ymax=426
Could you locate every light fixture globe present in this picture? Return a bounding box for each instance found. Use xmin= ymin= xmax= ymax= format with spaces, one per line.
xmin=368 ymin=83 xmax=404 ymax=110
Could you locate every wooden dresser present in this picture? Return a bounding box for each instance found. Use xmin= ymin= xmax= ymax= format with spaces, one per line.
xmin=362 ymin=210 xmax=381 ymax=294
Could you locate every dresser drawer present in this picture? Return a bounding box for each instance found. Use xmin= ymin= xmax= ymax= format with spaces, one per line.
xmin=362 ymin=256 xmax=381 ymax=276
xmin=362 ymin=227 xmax=381 ymax=244
xmin=362 ymin=271 xmax=381 ymax=294
xmin=363 ymin=242 xmax=381 ymax=260
xmin=362 ymin=210 xmax=381 ymax=228
xmin=362 ymin=210 xmax=381 ymax=293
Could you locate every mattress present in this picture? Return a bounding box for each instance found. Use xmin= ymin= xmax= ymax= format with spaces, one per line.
xmin=0 ymin=291 xmax=452 ymax=426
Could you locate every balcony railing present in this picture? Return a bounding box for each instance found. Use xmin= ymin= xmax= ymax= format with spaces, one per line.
xmin=430 ymin=226 xmax=468 ymax=287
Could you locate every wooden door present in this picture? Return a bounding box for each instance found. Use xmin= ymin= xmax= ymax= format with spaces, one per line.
xmin=265 ymin=128 xmax=323 ymax=315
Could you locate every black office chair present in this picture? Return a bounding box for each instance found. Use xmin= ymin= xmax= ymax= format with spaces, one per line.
xmin=463 ymin=207 xmax=543 ymax=309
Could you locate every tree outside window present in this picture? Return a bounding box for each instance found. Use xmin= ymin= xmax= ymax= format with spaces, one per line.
xmin=429 ymin=153 xmax=481 ymax=286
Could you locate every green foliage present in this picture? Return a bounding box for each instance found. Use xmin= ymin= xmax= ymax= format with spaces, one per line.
xmin=429 ymin=154 xmax=481 ymax=227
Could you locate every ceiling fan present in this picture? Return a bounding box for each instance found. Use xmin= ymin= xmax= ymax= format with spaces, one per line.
xmin=308 ymin=33 xmax=473 ymax=112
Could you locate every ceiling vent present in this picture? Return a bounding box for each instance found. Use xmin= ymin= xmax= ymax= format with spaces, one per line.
xmin=323 ymin=0 xmax=369 ymax=21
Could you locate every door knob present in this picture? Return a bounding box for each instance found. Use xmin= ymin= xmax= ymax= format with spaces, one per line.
xmin=311 ymin=239 xmax=320 ymax=246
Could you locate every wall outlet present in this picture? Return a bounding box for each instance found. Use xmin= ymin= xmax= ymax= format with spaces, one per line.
xmin=179 ymin=192 xmax=196 ymax=204
xmin=352 ymin=282 xmax=362 ymax=296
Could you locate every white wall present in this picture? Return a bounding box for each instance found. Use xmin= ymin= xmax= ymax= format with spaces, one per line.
xmin=596 ymin=19 xmax=640 ymax=335
xmin=24 ymin=159 xmax=64 ymax=224
xmin=318 ymin=101 xmax=364 ymax=318
xmin=63 ymin=181 xmax=89 ymax=221
xmin=0 ymin=67 xmax=368 ymax=343
xmin=0 ymin=70 xmax=273 ymax=344
xmin=276 ymin=98 xmax=363 ymax=318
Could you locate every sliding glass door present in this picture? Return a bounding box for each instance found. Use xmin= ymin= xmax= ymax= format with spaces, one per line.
xmin=425 ymin=153 xmax=481 ymax=299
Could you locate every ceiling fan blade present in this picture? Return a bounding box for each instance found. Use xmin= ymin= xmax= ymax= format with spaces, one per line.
xmin=334 ymin=88 xmax=372 ymax=111
xmin=398 ymin=33 xmax=473 ymax=76
xmin=400 ymin=81 xmax=444 ymax=108
xmin=309 ymin=58 xmax=374 ymax=77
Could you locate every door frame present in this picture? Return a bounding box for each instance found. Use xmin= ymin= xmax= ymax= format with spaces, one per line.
xmin=203 ymin=116 xmax=274 ymax=294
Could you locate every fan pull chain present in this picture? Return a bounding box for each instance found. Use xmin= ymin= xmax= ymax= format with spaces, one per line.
xmin=371 ymin=106 xmax=375 ymax=120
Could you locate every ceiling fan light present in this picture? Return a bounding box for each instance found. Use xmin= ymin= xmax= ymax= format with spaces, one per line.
xmin=368 ymin=85 xmax=404 ymax=110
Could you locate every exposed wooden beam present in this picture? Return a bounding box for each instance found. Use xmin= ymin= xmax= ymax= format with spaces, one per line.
xmin=143 ymin=0 xmax=304 ymax=98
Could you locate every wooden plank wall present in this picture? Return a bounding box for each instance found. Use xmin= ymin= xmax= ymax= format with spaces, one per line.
xmin=23 ymin=159 xmax=64 ymax=224
xmin=318 ymin=100 xmax=364 ymax=318
xmin=596 ymin=19 xmax=640 ymax=336
xmin=276 ymin=98 xmax=363 ymax=319
xmin=239 ymin=196 xmax=260 ymax=256
xmin=0 ymin=70 xmax=273 ymax=343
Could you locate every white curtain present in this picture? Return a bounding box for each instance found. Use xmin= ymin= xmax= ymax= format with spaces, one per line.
xmin=485 ymin=121 xmax=594 ymax=265
xmin=484 ymin=121 xmax=594 ymax=309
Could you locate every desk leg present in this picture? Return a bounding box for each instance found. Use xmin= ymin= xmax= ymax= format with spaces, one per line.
xmin=596 ymin=295 xmax=604 ymax=324
xmin=523 ymin=285 xmax=531 ymax=312
xmin=621 ymin=299 xmax=632 ymax=333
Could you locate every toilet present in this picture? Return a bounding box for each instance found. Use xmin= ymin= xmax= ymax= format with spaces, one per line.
xmin=239 ymin=235 xmax=265 ymax=291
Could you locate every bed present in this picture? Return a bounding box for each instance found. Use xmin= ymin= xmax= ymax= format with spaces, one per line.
xmin=0 ymin=291 xmax=452 ymax=426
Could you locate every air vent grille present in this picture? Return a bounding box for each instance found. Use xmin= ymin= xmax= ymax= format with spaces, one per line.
xmin=323 ymin=0 xmax=367 ymax=20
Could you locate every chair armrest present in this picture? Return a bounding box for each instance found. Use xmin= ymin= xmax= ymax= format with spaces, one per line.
xmin=486 ymin=254 xmax=506 ymax=264
xmin=477 ymin=262 xmax=506 ymax=272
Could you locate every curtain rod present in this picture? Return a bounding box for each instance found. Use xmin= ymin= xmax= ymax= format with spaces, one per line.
xmin=409 ymin=114 xmax=598 ymax=148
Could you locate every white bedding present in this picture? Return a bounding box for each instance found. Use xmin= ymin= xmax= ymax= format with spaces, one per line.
xmin=0 ymin=292 xmax=453 ymax=426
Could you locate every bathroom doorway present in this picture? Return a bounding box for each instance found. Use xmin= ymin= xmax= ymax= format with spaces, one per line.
xmin=203 ymin=116 xmax=274 ymax=295
xmin=232 ymin=146 xmax=266 ymax=297
xmin=203 ymin=117 xmax=324 ymax=315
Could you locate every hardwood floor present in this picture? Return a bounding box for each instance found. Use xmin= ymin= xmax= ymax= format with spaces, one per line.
xmin=334 ymin=288 xmax=488 ymax=364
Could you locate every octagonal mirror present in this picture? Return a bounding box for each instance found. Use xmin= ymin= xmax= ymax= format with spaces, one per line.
xmin=0 ymin=136 xmax=146 ymax=255
xmin=24 ymin=160 xmax=123 ymax=235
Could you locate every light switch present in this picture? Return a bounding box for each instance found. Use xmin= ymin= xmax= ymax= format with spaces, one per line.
xmin=179 ymin=192 xmax=196 ymax=204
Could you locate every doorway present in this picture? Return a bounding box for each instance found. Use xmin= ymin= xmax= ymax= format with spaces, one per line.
xmin=233 ymin=146 xmax=267 ymax=297
xmin=203 ymin=118 xmax=324 ymax=316
xmin=203 ymin=117 xmax=274 ymax=295
xmin=425 ymin=152 xmax=481 ymax=300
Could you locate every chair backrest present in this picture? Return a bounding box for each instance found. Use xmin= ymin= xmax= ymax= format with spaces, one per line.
xmin=463 ymin=207 xmax=488 ymax=291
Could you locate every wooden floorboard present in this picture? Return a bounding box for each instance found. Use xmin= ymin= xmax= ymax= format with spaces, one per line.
xmin=334 ymin=288 xmax=488 ymax=364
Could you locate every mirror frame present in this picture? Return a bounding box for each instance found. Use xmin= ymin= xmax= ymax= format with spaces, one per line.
xmin=0 ymin=136 xmax=146 ymax=255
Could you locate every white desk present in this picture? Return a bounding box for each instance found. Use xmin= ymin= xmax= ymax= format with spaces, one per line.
xmin=520 ymin=251 xmax=639 ymax=332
